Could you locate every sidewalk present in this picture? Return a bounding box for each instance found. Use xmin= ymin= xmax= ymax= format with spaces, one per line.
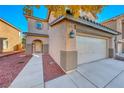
xmin=9 ymin=53 xmax=44 ymax=88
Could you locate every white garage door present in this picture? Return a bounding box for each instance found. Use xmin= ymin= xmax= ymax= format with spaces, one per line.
xmin=77 ymin=36 xmax=107 ymax=64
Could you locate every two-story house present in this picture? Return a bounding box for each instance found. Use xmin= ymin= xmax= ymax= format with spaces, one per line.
xmin=24 ymin=11 xmax=119 ymax=72
xmin=0 ymin=18 xmax=21 ymax=53
xmin=102 ymin=14 xmax=124 ymax=54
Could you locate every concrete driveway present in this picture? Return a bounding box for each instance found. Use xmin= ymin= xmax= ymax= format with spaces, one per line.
xmin=45 ymin=58 xmax=124 ymax=88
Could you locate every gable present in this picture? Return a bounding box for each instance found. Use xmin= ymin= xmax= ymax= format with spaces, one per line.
xmin=102 ymin=20 xmax=117 ymax=31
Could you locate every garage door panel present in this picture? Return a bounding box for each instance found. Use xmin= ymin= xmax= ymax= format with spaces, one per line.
xmin=77 ymin=36 xmax=107 ymax=64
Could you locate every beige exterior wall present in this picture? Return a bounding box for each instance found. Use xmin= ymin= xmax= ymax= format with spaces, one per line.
xmin=65 ymin=21 xmax=77 ymax=51
xmin=28 ymin=18 xmax=49 ymax=35
xmin=48 ymin=13 xmax=56 ymax=23
xmin=26 ymin=36 xmax=48 ymax=44
xmin=102 ymin=20 xmax=117 ymax=31
xmin=0 ymin=20 xmax=21 ymax=52
xmin=49 ymin=20 xmax=67 ymax=66
xmin=76 ymin=22 xmax=113 ymax=38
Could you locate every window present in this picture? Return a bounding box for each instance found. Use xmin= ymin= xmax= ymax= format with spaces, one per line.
xmin=36 ymin=22 xmax=42 ymax=30
xmin=3 ymin=40 xmax=8 ymax=49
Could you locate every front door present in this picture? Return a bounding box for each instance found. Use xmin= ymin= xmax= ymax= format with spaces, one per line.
xmin=33 ymin=40 xmax=42 ymax=53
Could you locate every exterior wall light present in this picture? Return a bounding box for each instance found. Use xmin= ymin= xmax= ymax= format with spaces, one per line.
xmin=69 ymin=30 xmax=75 ymax=38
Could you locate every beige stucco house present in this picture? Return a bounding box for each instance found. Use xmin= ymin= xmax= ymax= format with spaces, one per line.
xmin=24 ymin=11 xmax=119 ymax=72
xmin=0 ymin=18 xmax=21 ymax=53
xmin=102 ymin=14 xmax=124 ymax=54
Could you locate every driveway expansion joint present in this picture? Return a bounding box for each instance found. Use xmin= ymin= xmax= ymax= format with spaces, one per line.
xmin=103 ymin=70 xmax=124 ymax=88
xmin=68 ymin=75 xmax=79 ymax=88
xmin=76 ymin=70 xmax=98 ymax=88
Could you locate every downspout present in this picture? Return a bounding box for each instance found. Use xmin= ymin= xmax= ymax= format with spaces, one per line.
xmin=114 ymin=35 xmax=117 ymax=56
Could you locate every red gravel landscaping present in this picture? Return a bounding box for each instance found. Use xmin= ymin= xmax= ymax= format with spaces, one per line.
xmin=0 ymin=52 xmax=32 ymax=88
xmin=42 ymin=54 xmax=65 ymax=82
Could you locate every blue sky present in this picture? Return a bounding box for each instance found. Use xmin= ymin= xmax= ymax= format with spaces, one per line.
xmin=0 ymin=5 xmax=124 ymax=32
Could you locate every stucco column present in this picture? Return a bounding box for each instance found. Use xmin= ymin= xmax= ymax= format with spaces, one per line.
xmin=26 ymin=44 xmax=32 ymax=55
xmin=122 ymin=43 xmax=124 ymax=53
xmin=108 ymin=36 xmax=116 ymax=58
xmin=60 ymin=51 xmax=77 ymax=71
xmin=117 ymin=19 xmax=123 ymax=53
xmin=43 ymin=44 xmax=49 ymax=54
xmin=60 ymin=23 xmax=77 ymax=72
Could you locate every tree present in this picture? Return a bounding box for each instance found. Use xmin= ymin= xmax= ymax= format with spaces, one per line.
xmin=23 ymin=5 xmax=104 ymax=18
xmin=21 ymin=37 xmax=26 ymax=48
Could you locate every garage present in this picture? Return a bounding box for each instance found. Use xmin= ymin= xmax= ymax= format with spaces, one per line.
xmin=77 ymin=36 xmax=107 ymax=64
xmin=49 ymin=15 xmax=119 ymax=72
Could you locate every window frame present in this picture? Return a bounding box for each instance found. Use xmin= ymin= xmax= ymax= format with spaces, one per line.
xmin=3 ymin=39 xmax=8 ymax=49
xmin=36 ymin=22 xmax=43 ymax=30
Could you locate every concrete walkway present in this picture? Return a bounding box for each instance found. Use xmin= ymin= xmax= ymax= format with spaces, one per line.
xmin=9 ymin=53 xmax=44 ymax=88
xmin=45 ymin=71 xmax=95 ymax=88
xmin=8 ymin=56 xmax=124 ymax=88
xmin=45 ymin=58 xmax=124 ymax=88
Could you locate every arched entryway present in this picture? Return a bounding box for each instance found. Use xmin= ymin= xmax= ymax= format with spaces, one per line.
xmin=32 ymin=40 xmax=43 ymax=53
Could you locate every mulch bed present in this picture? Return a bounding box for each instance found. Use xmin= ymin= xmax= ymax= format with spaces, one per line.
xmin=42 ymin=54 xmax=65 ymax=82
xmin=0 ymin=52 xmax=32 ymax=88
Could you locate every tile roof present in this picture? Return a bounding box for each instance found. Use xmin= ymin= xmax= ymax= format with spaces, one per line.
xmin=49 ymin=15 xmax=120 ymax=35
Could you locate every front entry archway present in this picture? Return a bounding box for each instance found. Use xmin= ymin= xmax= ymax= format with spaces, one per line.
xmin=32 ymin=40 xmax=43 ymax=53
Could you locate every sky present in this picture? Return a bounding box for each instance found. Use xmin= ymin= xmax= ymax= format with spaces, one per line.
xmin=0 ymin=5 xmax=124 ymax=32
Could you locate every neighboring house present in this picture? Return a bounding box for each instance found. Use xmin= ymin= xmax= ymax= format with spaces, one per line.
xmin=0 ymin=18 xmax=21 ymax=53
xmin=102 ymin=14 xmax=124 ymax=54
xmin=24 ymin=11 xmax=119 ymax=72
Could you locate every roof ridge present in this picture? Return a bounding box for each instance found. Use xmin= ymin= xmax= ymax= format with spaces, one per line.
xmin=102 ymin=13 xmax=124 ymax=23
xmin=24 ymin=14 xmax=48 ymax=22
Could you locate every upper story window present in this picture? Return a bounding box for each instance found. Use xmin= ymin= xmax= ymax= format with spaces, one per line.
xmin=36 ymin=22 xmax=42 ymax=30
